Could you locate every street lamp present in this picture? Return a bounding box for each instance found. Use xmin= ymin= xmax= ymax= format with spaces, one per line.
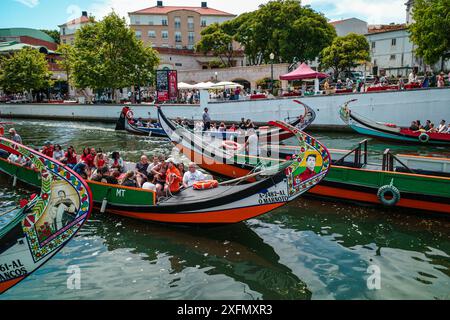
xmin=270 ymin=53 xmax=275 ymax=94
xmin=214 ymin=71 xmax=218 ymax=82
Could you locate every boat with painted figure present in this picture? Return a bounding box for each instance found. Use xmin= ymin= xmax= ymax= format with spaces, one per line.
xmin=0 ymin=137 xmax=93 ymax=294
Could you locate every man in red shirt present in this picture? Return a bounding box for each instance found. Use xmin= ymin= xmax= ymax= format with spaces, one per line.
xmin=299 ymin=154 xmax=317 ymax=182
xmin=85 ymin=148 xmax=96 ymax=169
xmin=41 ymin=141 xmax=54 ymax=158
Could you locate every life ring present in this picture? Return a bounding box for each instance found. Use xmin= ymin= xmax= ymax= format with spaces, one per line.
xmin=418 ymin=133 xmax=429 ymax=143
xmin=193 ymin=180 xmax=219 ymax=191
xmin=222 ymin=140 xmax=239 ymax=151
xmin=377 ymin=184 xmax=401 ymax=207
xmin=126 ymin=110 xmax=134 ymax=120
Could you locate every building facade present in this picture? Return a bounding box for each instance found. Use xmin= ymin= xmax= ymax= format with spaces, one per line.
xmin=129 ymin=1 xmax=235 ymax=50
xmin=58 ymin=11 xmax=93 ymax=45
xmin=330 ymin=18 xmax=368 ymax=37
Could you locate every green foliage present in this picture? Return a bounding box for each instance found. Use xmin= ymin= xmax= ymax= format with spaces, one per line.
xmin=0 ymin=47 xmax=53 ymax=93
xmin=56 ymin=43 xmax=75 ymax=84
xmin=409 ymin=0 xmax=450 ymax=65
xmin=319 ymin=33 xmax=370 ymax=79
xmin=195 ymin=23 xmax=235 ymax=67
xmin=40 ymin=29 xmax=61 ymax=44
xmin=68 ymin=12 xmax=159 ymax=97
xmin=236 ymin=0 xmax=336 ymax=64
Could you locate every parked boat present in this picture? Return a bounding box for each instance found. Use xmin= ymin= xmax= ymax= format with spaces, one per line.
xmin=339 ymin=99 xmax=450 ymax=145
xmin=0 ymin=137 xmax=93 ymax=294
xmin=0 ymin=120 xmax=330 ymax=224
xmin=116 ymin=100 xmax=316 ymax=141
xmin=160 ymin=108 xmax=450 ymax=215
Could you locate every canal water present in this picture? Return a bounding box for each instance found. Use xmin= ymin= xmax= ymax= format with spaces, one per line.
xmin=0 ymin=119 xmax=449 ymax=300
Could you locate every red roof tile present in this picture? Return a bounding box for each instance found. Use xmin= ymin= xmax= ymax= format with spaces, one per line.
xmin=130 ymin=6 xmax=235 ymax=16
xmin=368 ymin=24 xmax=407 ymax=34
xmin=59 ymin=15 xmax=91 ymax=27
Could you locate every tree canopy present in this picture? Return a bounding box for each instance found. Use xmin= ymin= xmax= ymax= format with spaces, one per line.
xmin=409 ymin=0 xmax=450 ymax=66
xmin=197 ymin=0 xmax=336 ymax=65
xmin=40 ymin=29 xmax=61 ymax=44
xmin=319 ymin=33 xmax=370 ymax=79
xmin=68 ymin=12 xmax=159 ymax=98
xmin=195 ymin=23 xmax=235 ymax=67
xmin=0 ymin=47 xmax=53 ymax=93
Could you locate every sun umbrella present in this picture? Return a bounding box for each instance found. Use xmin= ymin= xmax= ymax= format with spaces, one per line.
xmin=178 ymin=82 xmax=194 ymax=90
xmin=210 ymin=81 xmax=244 ymax=89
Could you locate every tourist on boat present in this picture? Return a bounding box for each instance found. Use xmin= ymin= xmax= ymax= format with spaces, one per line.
xmin=239 ymin=118 xmax=247 ymax=130
xmin=53 ymin=144 xmax=64 ymax=162
xmin=202 ymin=108 xmax=211 ymax=133
xmin=8 ymin=128 xmax=22 ymax=144
xmin=421 ymin=73 xmax=430 ymax=88
xmin=84 ymin=148 xmax=97 ymax=169
xmin=154 ymin=165 xmax=167 ymax=198
xmin=398 ymin=76 xmax=405 ymax=90
xmin=73 ymin=161 xmax=89 ymax=180
xmin=135 ymin=155 xmax=150 ymax=188
xmin=60 ymin=146 xmax=77 ymax=168
xmin=345 ymin=78 xmax=353 ymax=90
xmin=177 ymin=163 xmax=186 ymax=177
xmin=91 ymin=166 xmax=109 ymax=183
xmin=41 ymin=141 xmax=54 ymax=158
xmin=121 ymin=171 xmax=137 ymax=188
xmin=245 ymin=128 xmax=259 ymax=157
xmin=135 ymin=118 xmax=144 ymax=127
xmin=106 ymin=170 xmax=120 ymax=185
xmin=409 ymin=121 xmax=419 ymax=131
xmin=336 ymin=79 xmax=343 ymax=90
xmin=437 ymin=72 xmax=445 ymax=88
xmin=110 ymin=151 xmax=124 ymax=173
xmin=408 ymin=70 xmax=418 ymax=83
xmin=300 ymin=154 xmax=318 ymax=182
xmin=164 ymin=159 xmax=182 ymax=196
xmin=183 ymin=162 xmax=206 ymax=188
xmin=94 ymin=149 xmax=107 ymax=170
xmin=427 ymin=123 xmax=438 ymax=133
xmin=146 ymin=155 xmax=162 ymax=179
xmin=424 ymin=120 xmax=431 ymax=131
xmin=438 ymin=120 xmax=447 ymax=133
xmin=80 ymin=147 xmax=90 ymax=163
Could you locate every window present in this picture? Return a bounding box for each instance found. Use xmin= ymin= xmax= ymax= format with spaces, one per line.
xmin=371 ymin=41 xmax=376 ymax=49
xmin=390 ymin=54 xmax=396 ymax=60
xmin=135 ymin=30 xmax=142 ymax=39
xmin=148 ymin=30 xmax=156 ymax=38
xmin=188 ymin=17 xmax=194 ymax=30
xmin=62 ymin=28 xmax=66 ymax=36
xmin=175 ymin=63 xmax=183 ymax=67
xmin=174 ymin=17 xmax=181 ymax=29
xmin=201 ymin=19 xmax=207 ymax=27
xmin=162 ymin=19 xmax=168 ymax=26
xmin=187 ymin=44 xmax=194 ymax=50
xmin=162 ymin=30 xmax=168 ymax=39
xmin=175 ymin=32 xmax=182 ymax=43
xmin=391 ymin=38 xmax=396 ymax=46
xmin=135 ymin=20 xmax=140 ymax=25
xmin=188 ymin=32 xmax=195 ymax=44
xmin=148 ymin=20 xmax=154 ymax=26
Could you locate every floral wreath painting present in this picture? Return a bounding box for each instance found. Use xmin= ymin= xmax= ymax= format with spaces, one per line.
xmin=0 ymin=138 xmax=93 ymax=294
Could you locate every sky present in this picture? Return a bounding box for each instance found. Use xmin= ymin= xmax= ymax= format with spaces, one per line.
xmin=0 ymin=0 xmax=408 ymax=30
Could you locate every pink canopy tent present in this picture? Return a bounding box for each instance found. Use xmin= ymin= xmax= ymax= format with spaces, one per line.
xmin=280 ymin=63 xmax=328 ymax=81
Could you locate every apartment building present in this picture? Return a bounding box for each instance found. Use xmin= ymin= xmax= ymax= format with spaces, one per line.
xmin=129 ymin=1 xmax=235 ymax=50
xmin=58 ymin=11 xmax=93 ymax=45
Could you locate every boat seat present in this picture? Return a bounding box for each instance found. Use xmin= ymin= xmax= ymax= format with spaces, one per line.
xmin=159 ymin=183 xmax=257 ymax=207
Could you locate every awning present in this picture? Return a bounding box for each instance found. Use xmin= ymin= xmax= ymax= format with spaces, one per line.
xmin=280 ymin=63 xmax=329 ymax=81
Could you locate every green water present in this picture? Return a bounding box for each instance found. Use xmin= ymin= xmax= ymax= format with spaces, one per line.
xmin=0 ymin=119 xmax=449 ymax=300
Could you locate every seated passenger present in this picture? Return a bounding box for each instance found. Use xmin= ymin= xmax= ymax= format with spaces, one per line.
xmin=91 ymin=166 xmax=109 ymax=183
xmin=183 ymin=163 xmax=206 ymax=188
xmin=135 ymin=155 xmax=150 ymax=188
xmin=61 ymin=146 xmax=77 ymax=168
xmin=94 ymin=149 xmax=107 ymax=170
xmin=53 ymin=144 xmax=64 ymax=162
xmin=438 ymin=120 xmax=446 ymax=133
xmin=73 ymin=161 xmax=89 ymax=180
xmin=41 ymin=141 xmax=54 ymax=158
xmin=177 ymin=163 xmax=185 ymax=177
xmin=110 ymin=151 xmax=124 ymax=173
xmin=153 ymin=163 xmax=167 ymax=198
xmin=409 ymin=121 xmax=419 ymax=131
xmin=85 ymin=148 xmax=96 ymax=169
xmin=428 ymin=123 xmax=438 ymax=133
xmin=80 ymin=147 xmax=90 ymax=163
xmin=164 ymin=159 xmax=182 ymax=196
xmin=121 ymin=170 xmax=137 ymax=188
xmin=136 ymin=118 xmax=143 ymax=127
xmin=105 ymin=170 xmax=120 ymax=185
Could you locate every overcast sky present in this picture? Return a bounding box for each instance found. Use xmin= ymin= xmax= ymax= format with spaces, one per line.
xmin=2 ymin=0 xmax=407 ymax=29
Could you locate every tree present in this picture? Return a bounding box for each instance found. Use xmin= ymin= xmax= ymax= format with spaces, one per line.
xmin=232 ymin=0 xmax=336 ymax=64
xmin=0 ymin=47 xmax=53 ymax=93
xmin=40 ymin=29 xmax=61 ymax=44
xmin=319 ymin=33 xmax=370 ymax=80
xmin=69 ymin=12 xmax=160 ymax=101
xmin=409 ymin=0 xmax=450 ymax=67
xmin=195 ymin=23 xmax=235 ymax=67
xmin=56 ymin=43 xmax=75 ymax=85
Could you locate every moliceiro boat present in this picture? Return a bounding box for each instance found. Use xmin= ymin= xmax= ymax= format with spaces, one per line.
xmin=159 ymin=106 xmax=450 ymax=215
xmin=116 ymin=100 xmax=316 ymax=141
xmin=0 ymin=138 xmax=93 ymax=294
xmin=339 ymin=99 xmax=450 ymax=145
xmin=0 ymin=120 xmax=330 ymax=224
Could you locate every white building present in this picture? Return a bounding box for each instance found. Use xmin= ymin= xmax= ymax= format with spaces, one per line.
xmin=330 ymin=18 xmax=368 ymax=37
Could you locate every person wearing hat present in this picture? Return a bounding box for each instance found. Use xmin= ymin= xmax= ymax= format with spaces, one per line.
xmin=8 ymin=128 xmax=22 ymax=144
xmin=164 ymin=158 xmax=182 ymax=196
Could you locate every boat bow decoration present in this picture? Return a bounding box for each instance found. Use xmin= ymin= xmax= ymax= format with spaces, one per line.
xmin=0 ymin=137 xmax=93 ymax=294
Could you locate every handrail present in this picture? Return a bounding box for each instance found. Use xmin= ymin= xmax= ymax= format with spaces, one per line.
xmin=382 ymin=148 xmax=415 ymax=173
xmin=334 ymin=139 xmax=368 ymax=167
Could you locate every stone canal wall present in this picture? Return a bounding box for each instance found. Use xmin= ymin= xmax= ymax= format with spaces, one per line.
xmin=0 ymin=87 xmax=449 ymax=130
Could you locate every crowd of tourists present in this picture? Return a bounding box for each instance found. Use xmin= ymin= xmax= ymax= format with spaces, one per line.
xmin=409 ymin=119 xmax=450 ymax=134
